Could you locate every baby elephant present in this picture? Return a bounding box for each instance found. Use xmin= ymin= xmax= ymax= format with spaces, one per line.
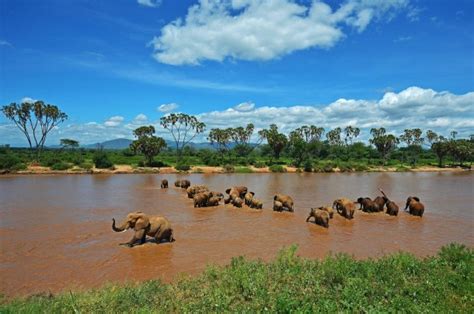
xmin=306 ymin=208 xmax=330 ymax=228
xmin=385 ymin=198 xmax=399 ymax=216
xmin=274 ymin=194 xmax=294 ymax=212
xmin=160 ymin=179 xmax=168 ymax=189
xmin=249 ymin=198 xmax=263 ymax=209
xmin=233 ymin=197 xmax=244 ymax=208
xmin=317 ymin=206 xmax=334 ymax=219
xmin=273 ymin=200 xmax=284 ymax=211
xmin=333 ymin=198 xmax=356 ymax=219
xmin=112 ymin=212 xmax=174 ymax=247
xmin=244 ymin=192 xmax=255 ymax=206
xmin=405 ymin=196 xmax=425 ymax=217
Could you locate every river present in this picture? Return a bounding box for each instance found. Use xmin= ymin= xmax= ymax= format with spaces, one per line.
xmin=0 ymin=172 xmax=473 ymax=297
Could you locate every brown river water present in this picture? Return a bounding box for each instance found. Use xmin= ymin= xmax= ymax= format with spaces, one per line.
xmin=0 ymin=172 xmax=473 ymax=297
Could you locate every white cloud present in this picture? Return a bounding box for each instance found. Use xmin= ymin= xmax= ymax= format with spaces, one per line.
xmin=21 ymin=97 xmax=37 ymax=104
xmin=233 ymin=101 xmax=255 ymax=111
xmin=137 ymin=0 xmax=162 ymax=8
xmin=104 ymin=116 xmax=124 ymax=127
xmin=0 ymin=40 xmax=12 ymax=47
xmin=151 ymin=0 xmax=409 ymax=65
xmin=157 ymin=103 xmax=179 ymax=113
xmin=2 ymin=86 xmax=472 ymax=147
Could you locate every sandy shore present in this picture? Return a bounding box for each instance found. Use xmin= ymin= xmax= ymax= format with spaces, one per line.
xmin=1 ymin=164 xmax=469 ymax=175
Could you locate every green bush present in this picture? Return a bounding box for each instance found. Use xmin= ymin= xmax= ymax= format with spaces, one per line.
xmin=138 ymin=160 xmax=168 ymax=167
xmin=51 ymin=162 xmax=71 ymax=170
xmin=1 ymin=244 xmax=472 ymax=313
xmin=175 ymin=163 xmax=191 ymax=171
xmin=323 ymin=164 xmax=335 ymax=172
xmin=0 ymin=153 xmax=25 ymax=170
xmin=80 ymin=162 xmax=93 ymax=170
xmin=253 ymin=161 xmax=266 ymax=168
xmin=303 ymin=160 xmax=313 ymax=172
xmin=235 ymin=167 xmax=253 ymax=173
xmin=353 ymin=163 xmax=369 ymax=172
xmin=269 ymin=165 xmax=286 ymax=173
xmin=223 ymin=164 xmax=235 ymax=173
xmin=93 ymin=151 xmax=114 ymax=169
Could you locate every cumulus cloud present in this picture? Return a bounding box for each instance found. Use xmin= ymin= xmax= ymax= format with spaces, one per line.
xmin=1 ymin=87 xmax=472 ymax=147
xmin=104 ymin=116 xmax=124 ymax=127
xmin=21 ymin=97 xmax=37 ymax=104
xmin=137 ymin=0 xmax=162 ymax=8
xmin=234 ymin=101 xmax=255 ymax=112
xmin=157 ymin=103 xmax=179 ymax=112
xmin=151 ymin=0 xmax=409 ymax=65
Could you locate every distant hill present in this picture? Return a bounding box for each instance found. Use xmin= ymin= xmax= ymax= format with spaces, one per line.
xmin=83 ymin=138 xmax=216 ymax=150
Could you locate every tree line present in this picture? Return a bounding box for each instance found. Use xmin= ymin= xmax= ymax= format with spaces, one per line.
xmin=1 ymin=100 xmax=473 ymax=170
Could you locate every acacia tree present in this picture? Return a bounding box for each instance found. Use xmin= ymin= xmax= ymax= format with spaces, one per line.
xmin=1 ymin=100 xmax=68 ymax=159
xmin=60 ymin=138 xmax=79 ymax=150
xmin=160 ymin=113 xmax=206 ymax=163
xmin=288 ymin=125 xmax=325 ymax=167
xmin=344 ymin=125 xmax=360 ymax=145
xmin=399 ymin=128 xmax=424 ymax=166
xmin=208 ymin=128 xmax=233 ymax=163
xmin=130 ymin=126 xmax=166 ymax=166
xmin=370 ymin=128 xmax=399 ymax=165
xmin=326 ymin=127 xmax=343 ymax=146
xmin=426 ymin=130 xmax=449 ymax=167
xmin=229 ymin=123 xmax=261 ymax=156
xmin=258 ymin=124 xmax=288 ymax=161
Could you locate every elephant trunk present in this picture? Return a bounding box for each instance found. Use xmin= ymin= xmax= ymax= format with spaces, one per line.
xmin=112 ymin=218 xmax=128 ymax=232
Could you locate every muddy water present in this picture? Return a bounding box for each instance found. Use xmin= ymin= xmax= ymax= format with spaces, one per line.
xmin=0 ymin=172 xmax=473 ymax=297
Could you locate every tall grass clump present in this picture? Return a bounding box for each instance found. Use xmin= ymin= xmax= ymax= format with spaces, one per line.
xmin=1 ymin=244 xmax=472 ymax=313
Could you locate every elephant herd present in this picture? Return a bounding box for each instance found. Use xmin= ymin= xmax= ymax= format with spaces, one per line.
xmin=112 ymin=179 xmax=426 ymax=247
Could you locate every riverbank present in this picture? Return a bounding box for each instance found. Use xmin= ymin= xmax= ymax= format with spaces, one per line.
xmin=1 ymin=244 xmax=472 ymax=312
xmin=1 ymin=164 xmax=470 ymax=175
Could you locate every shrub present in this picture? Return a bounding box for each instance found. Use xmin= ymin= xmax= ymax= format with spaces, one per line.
xmin=138 ymin=160 xmax=168 ymax=167
xmin=253 ymin=161 xmax=266 ymax=168
xmin=51 ymin=162 xmax=71 ymax=170
xmin=235 ymin=167 xmax=253 ymax=173
xmin=223 ymin=164 xmax=235 ymax=173
xmin=80 ymin=162 xmax=93 ymax=170
xmin=0 ymin=153 xmax=25 ymax=170
xmin=353 ymin=163 xmax=369 ymax=172
xmin=93 ymin=151 xmax=114 ymax=169
xmin=323 ymin=164 xmax=335 ymax=172
xmin=303 ymin=160 xmax=313 ymax=172
xmin=175 ymin=163 xmax=191 ymax=171
xmin=269 ymin=165 xmax=286 ymax=173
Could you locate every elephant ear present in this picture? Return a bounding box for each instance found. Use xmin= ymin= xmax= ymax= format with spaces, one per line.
xmin=412 ymin=196 xmax=420 ymax=202
xmin=250 ymin=192 xmax=255 ymax=196
xmin=225 ymin=188 xmax=231 ymax=194
xmin=134 ymin=215 xmax=150 ymax=231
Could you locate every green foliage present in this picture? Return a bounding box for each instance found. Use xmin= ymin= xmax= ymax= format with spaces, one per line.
xmin=79 ymin=162 xmax=93 ymax=170
xmin=303 ymin=160 xmax=313 ymax=172
xmin=93 ymin=150 xmax=113 ymax=169
xmin=130 ymin=126 xmax=167 ymax=166
xmin=175 ymin=163 xmax=191 ymax=171
xmin=223 ymin=164 xmax=235 ymax=173
xmin=235 ymin=167 xmax=253 ymax=173
xmin=50 ymin=162 xmax=71 ymax=170
xmin=253 ymin=161 xmax=266 ymax=168
xmin=269 ymin=164 xmax=286 ymax=172
xmin=2 ymin=244 xmax=472 ymax=313
xmin=0 ymin=152 xmax=26 ymax=170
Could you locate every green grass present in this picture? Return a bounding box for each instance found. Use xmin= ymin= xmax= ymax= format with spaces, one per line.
xmin=234 ymin=166 xmax=253 ymax=173
xmin=1 ymin=244 xmax=472 ymax=313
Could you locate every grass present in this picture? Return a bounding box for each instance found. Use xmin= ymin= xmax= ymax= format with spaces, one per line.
xmin=235 ymin=166 xmax=254 ymax=173
xmin=1 ymin=244 xmax=472 ymax=313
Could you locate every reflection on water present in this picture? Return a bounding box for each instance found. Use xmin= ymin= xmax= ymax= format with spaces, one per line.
xmin=0 ymin=172 xmax=473 ymax=297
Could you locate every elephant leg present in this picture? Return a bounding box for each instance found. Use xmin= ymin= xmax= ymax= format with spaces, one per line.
xmin=120 ymin=229 xmax=146 ymax=247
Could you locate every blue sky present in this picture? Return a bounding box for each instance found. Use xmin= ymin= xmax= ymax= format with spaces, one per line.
xmin=0 ymin=0 xmax=473 ymax=145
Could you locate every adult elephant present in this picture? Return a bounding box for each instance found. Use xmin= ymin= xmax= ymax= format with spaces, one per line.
xmin=274 ymin=194 xmax=294 ymax=212
xmin=112 ymin=212 xmax=174 ymax=247
xmin=405 ymin=196 xmax=425 ymax=217
xmin=333 ymin=198 xmax=356 ymax=219
xmin=379 ymin=188 xmax=399 ymax=216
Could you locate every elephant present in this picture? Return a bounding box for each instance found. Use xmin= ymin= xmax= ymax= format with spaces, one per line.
xmin=244 ymin=192 xmax=255 ymax=206
xmin=224 ymin=196 xmax=231 ymax=204
xmin=194 ymin=191 xmax=212 ymax=208
xmin=112 ymin=212 xmax=174 ymax=247
xmin=210 ymin=191 xmax=224 ymax=199
xmin=249 ymin=198 xmax=263 ymax=209
xmin=378 ymin=188 xmax=399 ymax=216
xmin=233 ymin=197 xmax=244 ymax=208
xmin=405 ymin=196 xmax=424 ymax=217
xmin=225 ymin=186 xmax=248 ymax=201
xmin=179 ymin=180 xmax=191 ymax=189
xmin=306 ymin=208 xmax=330 ymax=228
xmin=373 ymin=196 xmax=386 ymax=212
xmin=273 ymin=200 xmax=284 ymax=211
xmin=206 ymin=196 xmax=221 ymax=207
xmin=317 ymin=206 xmax=334 ymax=219
xmin=274 ymin=194 xmax=294 ymax=212
xmin=186 ymin=185 xmax=209 ymax=198
xmin=357 ymin=197 xmax=380 ymax=213
xmin=333 ymin=198 xmax=356 ymax=219
xmin=160 ymin=179 xmax=168 ymax=189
